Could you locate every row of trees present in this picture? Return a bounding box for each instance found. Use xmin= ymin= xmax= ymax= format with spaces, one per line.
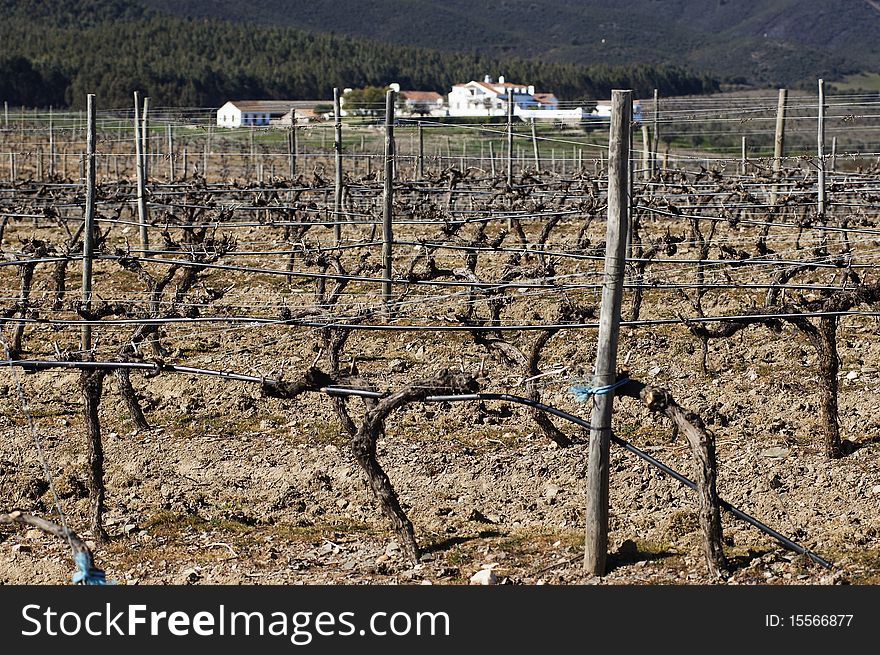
xmin=0 ymin=0 xmax=718 ymax=109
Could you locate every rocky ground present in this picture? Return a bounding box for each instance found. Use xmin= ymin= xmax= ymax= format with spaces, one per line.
xmin=1 ymin=176 xmax=879 ymax=588
xmin=2 ymin=313 xmax=878 ymax=587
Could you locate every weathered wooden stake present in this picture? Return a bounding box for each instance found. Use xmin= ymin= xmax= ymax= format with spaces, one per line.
xmin=741 ymin=136 xmax=748 ymax=175
xmin=506 ymin=89 xmax=514 ymax=187
xmin=770 ymin=88 xmax=787 ymax=208
xmin=488 ymin=140 xmax=496 ymax=176
xmin=82 ymin=94 xmax=97 ymax=352
xmin=167 ymin=123 xmax=175 ymax=182
xmin=531 ymin=118 xmax=540 ymax=170
xmin=584 ymin=89 xmax=631 ymax=576
xmin=48 ymin=107 xmax=55 ymax=178
xmin=133 ymin=92 xmax=149 ymax=252
xmin=817 ymin=79 xmax=826 ymax=221
xmin=831 ymin=135 xmax=837 ymax=173
xmin=141 ymin=96 xmax=150 ymax=181
xmin=334 ymin=88 xmax=344 ymax=243
xmin=382 ymin=89 xmax=395 ymax=305
xmin=288 ymin=108 xmax=297 ymax=178
xmin=418 ymin=122 xmax=424 ymax=178
xmin=641 ymin=124 xmax=650 ymax=181
xmin=651 ymin=89 xmax=660 ymax=175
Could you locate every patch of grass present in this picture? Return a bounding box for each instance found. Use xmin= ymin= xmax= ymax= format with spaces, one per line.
xmin=143 ymin=509 xmax=209 ymax=535
xmin=831 ymin=72 xmax=880 ymax=93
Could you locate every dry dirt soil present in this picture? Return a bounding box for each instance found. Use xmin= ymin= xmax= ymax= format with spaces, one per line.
xmin=1 ymin=183 xmax=879 ymax=588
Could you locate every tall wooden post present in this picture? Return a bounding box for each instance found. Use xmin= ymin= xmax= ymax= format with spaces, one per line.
xmin=182 ymin=147 xmax=188 ymax=180
xmin=741 ymin=136 xmax=748 ymax=175
xmin=831 ymin=136 xmax=837 ymax=173
xmin=584 ymin=89 xmax=631 ymax=576
xmin=133 ymin=92 xmax=149 ymax=252
xmin=82 ymin=94 xmax=97 ymax=352
xmin=651 ymin=89 xmax=660 ymax=175
xmin=141 ymin=96 xmax=150 ymax=183
xmin=531 ymin=118 xmax=540 ymax=171
xmin=248 ymin=128 xmax=255 ymax=177
xmin=382 ymin=89 xmax=395 ymax=304
xmin=641 ymin=124 xmax=650 ymax=181
xmin=770 ymin=88 xmax=787 ymax=208
xmin=334 ymin=88 xmax=344 ymax=243
xmin=506 ymin=89 xmax=514 ymax=187
xmin=626 ymin=122 xmax=634 ymax=262
xmin=418 ymin=122 xmax=424 ymax=178
xmin=3 ymin=101 xmax=7 ymax=128
xmin=167 ymin=123 xmax=175 ymax=182
xmin=488 ymin=140 xmax=496 ymax=176
xmin=817 ymin=79 xmax=826 ymax=220
xmin=48 ymin=107 xmax=55 ymax=178
xmin=288 ymin=109 xmax=297 ymax=178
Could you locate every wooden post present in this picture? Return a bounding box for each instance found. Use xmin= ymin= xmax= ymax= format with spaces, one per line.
xmin=249 ymin=128 xmax=255 ymax=177
xmin=9 ymin=153 xmax=14 ymax=181
xmin=506 ymin=89 xmax=514 ymax=187
xmin=288 ymin=108 xmax=297 ymax=178
xmin=182 ymin=147 xmax=188 ymax=180
xmin=48 ymin=107 xmax=55 ymax=178
xmin=418 ymin=122 xmax=424 ymax=178
xmin=641 ymin=124 xmax=650 ymax=181
xmin=584 ymin=89 xmax=631 ymax=576
xmin=382 ymin=89 xmax=395 ymax=305
xmin=167 ymin=123 xmax=175 ymax=182
xmin=141 ymin=96 xmax=150 ymax=183
xmin=741 ymin=136 xmax=748 ymax=175
xmin=831 ymin=136 xmax=837 ymax=173
xmin=3 ymin=101 xmax=7 ymax=129
xmin=817 ymin=79 xmax=826 ymax=220
xmin=133 ymin=92 xmax=149 ymax=252
xmin=531 ymin=118 xmax=540 ymax=171
xmin=488 ymin=140 xmax=496 ymax=176
xmin=770 ymin=88 xmax=787 ymax=208
xmin=626 ymin=122 xmax=634 ymax=261
xmin=651 ymin=89 xmax=660 ymax=175
xmin=82 ymin=94 xmax=97 ymax=352
xmin=333 ymin=88 xmax=343 ymax=243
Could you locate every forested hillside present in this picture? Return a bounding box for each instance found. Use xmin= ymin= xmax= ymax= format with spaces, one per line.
xmin=140 ymin=0 xmax=880 ymax=87
xmin=0 ymin=0 xmax=716 ymax=109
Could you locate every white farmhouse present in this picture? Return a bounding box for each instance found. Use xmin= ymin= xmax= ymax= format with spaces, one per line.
xmin=388 ymin=84 xmax=446 ymax=117
xmin=447 ymin=75 xmax=583 ymax=122
xmin=216 ymin=100 xmax=325 ymax=128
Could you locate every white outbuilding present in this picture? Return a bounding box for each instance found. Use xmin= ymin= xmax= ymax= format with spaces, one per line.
xmin=216 ymin=100 xmax=325 ymax=128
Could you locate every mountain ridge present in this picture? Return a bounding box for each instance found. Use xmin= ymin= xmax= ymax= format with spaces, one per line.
xmin=0 ymin=0 xmax=716 ymax=108
xmin=138 ymin=0 xmax=880 ymax=86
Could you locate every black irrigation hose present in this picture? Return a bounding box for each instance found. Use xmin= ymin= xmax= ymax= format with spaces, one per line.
xmin=3 ymin=359 xmax=834 ymax=570
xmin=344 ymin=389 xmax=834 ymax=571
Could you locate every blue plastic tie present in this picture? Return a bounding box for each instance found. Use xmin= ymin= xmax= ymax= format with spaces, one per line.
xmin=569 ymin=376 xmax=630 ymax=402
xmin=72 ymin=551 xmax=112 ymax=586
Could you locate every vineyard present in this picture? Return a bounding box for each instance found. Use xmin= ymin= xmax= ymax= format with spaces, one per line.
xmin=2 ymin=89 xmax=880 ymax=586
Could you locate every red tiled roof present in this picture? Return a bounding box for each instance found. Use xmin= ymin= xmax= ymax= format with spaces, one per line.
xmin=400 ymin=91 xmax=443 ymax=102
xmin=226 ymin=100 xmax=323 ymax=114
